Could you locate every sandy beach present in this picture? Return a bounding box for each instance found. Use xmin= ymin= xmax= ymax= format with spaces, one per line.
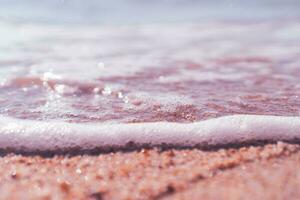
xmin=0 ymin=142 xmax=299 ymax=200
xmin=1 ymin=1 xmax=300 ymax=199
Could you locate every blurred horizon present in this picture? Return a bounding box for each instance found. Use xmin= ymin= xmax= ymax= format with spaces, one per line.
xmin=0 ymin=0 xmax=299 ymax=25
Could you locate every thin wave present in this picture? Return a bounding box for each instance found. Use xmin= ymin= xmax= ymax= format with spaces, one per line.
xmin=0 ymin=114 xmax=300 ymax=152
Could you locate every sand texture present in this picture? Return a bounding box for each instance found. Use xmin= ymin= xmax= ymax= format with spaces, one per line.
xmin=0 ymin=142 xmax=299 ymax=200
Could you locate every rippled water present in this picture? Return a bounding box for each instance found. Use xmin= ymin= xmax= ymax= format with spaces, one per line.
xmin=0 ymin=1 xmax=300 ymax=151
xmin=0 ymin=0 xmax=300 ymax=123
xmin=1 ymin=20 xmax=300 ymax=124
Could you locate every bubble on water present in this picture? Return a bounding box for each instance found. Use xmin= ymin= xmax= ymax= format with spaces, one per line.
xmin=93 ymin=87 xmax=100 ymax=94
xmin=123 ymin=96 xmax=129 ymax=104
xmin=54 ymin=84 xmax=77 ymax=95
xmin=97 ymin=62 xmax=105 ymax=70
xmin=117 ymin=92 xmax=123 ymax=99
xmin=130 ymin=92 xmax=194 ymax=112
xmin=42 ymin=72 xmax=62 ymax=81
xmin=22 ymin=87 xmax=29 ymax=92
xmin=101 ymin=86 xmax=112 ymax=95
xmin=54 ymin=85 xmax=66 ymax=94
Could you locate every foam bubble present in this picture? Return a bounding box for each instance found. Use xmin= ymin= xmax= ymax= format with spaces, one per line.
xmin=0 ymin=114 xmax=300 ymax=152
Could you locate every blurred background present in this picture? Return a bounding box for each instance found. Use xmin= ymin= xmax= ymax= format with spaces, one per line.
xmin=0 ymin=0 xmax=299 ymax=25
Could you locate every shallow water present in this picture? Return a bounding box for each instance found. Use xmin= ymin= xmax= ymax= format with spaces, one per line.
xmin=1 ymin=21 xmax=300 ymax=124
xmin=0 ymin=1 xmax=300 ymax=150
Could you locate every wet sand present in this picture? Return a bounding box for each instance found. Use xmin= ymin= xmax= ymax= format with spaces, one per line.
xmin=0 ymin=142 xmax=299 ymax=200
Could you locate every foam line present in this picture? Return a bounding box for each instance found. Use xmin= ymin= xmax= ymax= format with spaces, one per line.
xmin=0 ymin=115 xmax=300 ymax=152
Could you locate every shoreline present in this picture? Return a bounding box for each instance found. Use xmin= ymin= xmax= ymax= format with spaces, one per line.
xmin=2 ymin=115 xmax=300 ymax=152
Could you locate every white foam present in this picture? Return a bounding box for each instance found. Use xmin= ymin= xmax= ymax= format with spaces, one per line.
xmin=0 ymin=114 xmax=300 ymax=152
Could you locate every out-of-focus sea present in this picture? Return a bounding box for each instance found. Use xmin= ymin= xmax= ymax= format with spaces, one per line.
xmin=0 ymin=0 xmax=299 ymax=25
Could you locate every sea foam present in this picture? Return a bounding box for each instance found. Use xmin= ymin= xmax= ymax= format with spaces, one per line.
xmin=0 ymin=114 xmax=299 ymax=152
